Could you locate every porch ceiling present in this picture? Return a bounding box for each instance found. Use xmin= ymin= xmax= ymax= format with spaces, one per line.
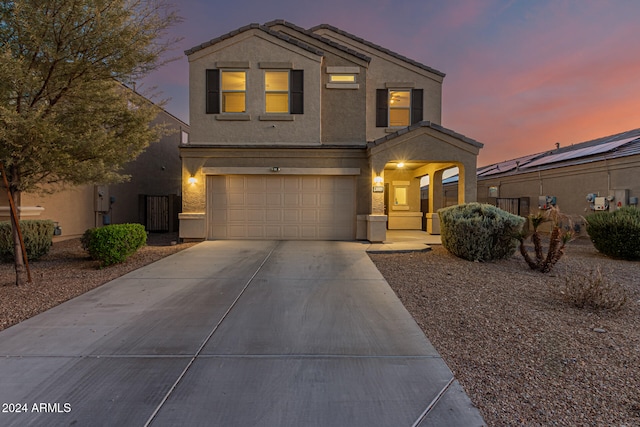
xmin=384 ymin=160 xmax=459 ymax=177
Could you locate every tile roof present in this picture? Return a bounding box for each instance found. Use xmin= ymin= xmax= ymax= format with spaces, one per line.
xmin=368 ymin=121 xmax=483 ymax=149
xmin=310 ymin=24 xmax=446 ymax=78
xmin=184 ymin=24 xmax=324 ymax=57
xmin=264 ymin=20 xmax=371 ymax=63
xmin=185 ymin=20 xmax=445 ymax=79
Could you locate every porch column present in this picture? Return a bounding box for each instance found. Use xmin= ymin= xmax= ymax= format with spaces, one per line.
xmin=459 ymin=162 xmax=478 ymax=204
xmin=428 ymin=169 xmax=444 ymax=213
xmin=426 ymin=169 xmax=444 ymax=235
xmin=367 ymin=169 xmax=387 ymax=243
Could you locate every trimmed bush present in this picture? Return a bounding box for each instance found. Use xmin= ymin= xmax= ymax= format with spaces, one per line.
xmin=0 ymin=220 xmax=55 ymax=261
xmin=82 ymin=223 xmax=147 ymax=267
xmin=585 ymin=206 xmax=640 ymax=260
xmin=438 ymin=203 xmax=525 ymax=262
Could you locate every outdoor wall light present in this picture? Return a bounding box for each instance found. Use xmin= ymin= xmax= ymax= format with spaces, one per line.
xmin=271 ymin=167 xmax=280 ymax=172
xmin=188 ymin=176 xmax=197 ymax=185
xmin=397 ymin=162 xmax=405 ymax=168
xmin=372 ymin=175 xmax=384 ymax=193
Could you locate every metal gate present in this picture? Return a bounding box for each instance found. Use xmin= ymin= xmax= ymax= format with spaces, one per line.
xmin=145 ymin=195 xmax=169 ymax=232
xmin=496 ymin=197 xmax=530 ymax=217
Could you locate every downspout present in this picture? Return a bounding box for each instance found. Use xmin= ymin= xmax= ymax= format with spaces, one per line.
xmin=538 ymin=169 xmax=543 ymax=196
xmin=604 ymin=156 xmax=610 ymax=191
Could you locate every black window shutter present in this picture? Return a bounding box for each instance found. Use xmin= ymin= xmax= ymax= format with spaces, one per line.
xmin=206 ymin=69 xmax=220 ymax=114
xmin=290 ymin=70 xmax=304 ymax=114
xmin=411 ymin=89 xmax=423 ymax=124
xmin=376 ymin=89 xmax=388 ymax=127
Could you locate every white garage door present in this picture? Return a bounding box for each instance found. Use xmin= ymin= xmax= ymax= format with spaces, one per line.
xmin=207 ymin=175 xmax=356 ymax=240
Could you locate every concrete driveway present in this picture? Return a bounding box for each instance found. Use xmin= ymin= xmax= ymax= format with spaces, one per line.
xmin=0 ymin=240 xmax=484 ymax=426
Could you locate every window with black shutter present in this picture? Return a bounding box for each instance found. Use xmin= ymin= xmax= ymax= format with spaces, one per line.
xmin=206 ymin=69 xmax=220 ymax=114
xmin=376 ymin=88 xmax=423 ymax=127
xmin=290 ymin=70 xmax=304 ymax=114
xmin=376 ymin=89 xmax=388 ymax=127
xmin=411 ymin=89 xmax=423 ymax=125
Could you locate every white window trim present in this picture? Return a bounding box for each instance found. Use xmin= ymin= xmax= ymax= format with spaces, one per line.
xmin=388 ymin=88 xmax=411 ymax=127
xmin=264 ymin=69 xmax=290 ymax=114
xmin=220 ymin=69 xmax=247 ymax=114
xmin=326 ymin=66 xmax=360 ymax=89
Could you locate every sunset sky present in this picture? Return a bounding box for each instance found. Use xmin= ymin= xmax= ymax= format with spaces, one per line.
xmin=142 ymin=0 xmax=640 ymax=166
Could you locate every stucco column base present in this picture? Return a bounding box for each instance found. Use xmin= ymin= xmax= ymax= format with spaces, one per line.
xmin=426 ymin=213 xmax=440 ymax=235
xmin=179 ymin=212 xmax=206 ymax=241
xmin=367 ymin=214 xmax=388 ymax=243
xmin=0 ymin=206 xmax=45 ymax=222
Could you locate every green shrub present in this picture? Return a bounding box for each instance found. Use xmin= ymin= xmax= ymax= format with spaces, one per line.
xmin=0 ymin=220 xmax=55 ymax=261
xmin=438 ymin=203 xmax=525 ymax=261
xmin=81 ymin=223 xmax=147 ymax=267
xmin=585 ymin=206 xmax=640 ymax=260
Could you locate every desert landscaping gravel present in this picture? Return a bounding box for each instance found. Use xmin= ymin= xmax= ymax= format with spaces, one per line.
xmin=1 ymin=236 xmax=638 ymax=426
xmin=370 ymin=239 xmax=640 ymax=426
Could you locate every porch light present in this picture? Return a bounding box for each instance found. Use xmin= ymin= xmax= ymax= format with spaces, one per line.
xmin=374 ymin=176 xmax=383 ymax=184
xmin=188 ymin=176 xmax=197 ymax=185
xmin=397 ymin=162 xmax=405 ymax=168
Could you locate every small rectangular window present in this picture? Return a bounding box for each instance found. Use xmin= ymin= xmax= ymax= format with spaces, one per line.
xmin=329 ymin=74 xmax=356 ymax=83
xmin=394 ymin=187 xmax=407 ymax=205
xmin=265 ymin=70 xmax=289 ymax=113
xmin=221 ymin=71 xmax=246 ymax=113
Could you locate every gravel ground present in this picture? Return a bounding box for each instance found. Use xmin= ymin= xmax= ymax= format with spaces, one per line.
xmin=370 ymin=239 xmax=640 ymax=427
xmin=2 ymin=235 xmax=638 ymax=426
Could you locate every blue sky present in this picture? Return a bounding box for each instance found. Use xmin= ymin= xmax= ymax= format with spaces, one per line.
xmin=141 ymin=0 xmax=640 ymax=165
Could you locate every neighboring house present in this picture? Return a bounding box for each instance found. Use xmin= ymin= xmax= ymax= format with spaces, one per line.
xmin=435 ymin=128 xmax=640 ymax=227
xmin=0 ymin=104 xmax=190 ymax=241
xmin=180 ymin=20 xmax=483 ymax=242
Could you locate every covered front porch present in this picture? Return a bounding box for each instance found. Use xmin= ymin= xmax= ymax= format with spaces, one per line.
xmin=365 ymin=122 xmax=483 ymax=243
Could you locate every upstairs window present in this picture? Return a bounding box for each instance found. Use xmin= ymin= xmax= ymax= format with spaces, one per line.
xmin=265 ymin=71 xmax=289 ymax=113
xmin=376 ymin=88 xmax=423 ymax=127
xmin=263 ymin=69 xmax=304 ymax=115
xmin=329 ymin=74 xmax=356 ymax=83
xmin=388 ymin=90 xmax=410 ymax=127
xmin=205 ymin=69 xmax=246 ymax=114
xmin=206 ymin=68 xmax=303 ymax=115
xmin=221 ymin=71 xmax=246 ymax=113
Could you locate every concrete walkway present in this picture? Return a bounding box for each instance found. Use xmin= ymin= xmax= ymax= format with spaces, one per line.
xmin=367 ymin=230 xmax=442 ymax=253
xmin=0 ymin=240 xmax=484 ymax=426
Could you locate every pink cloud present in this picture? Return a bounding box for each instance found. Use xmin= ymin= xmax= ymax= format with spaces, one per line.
xmin=439 ymin=2 xmax=640 ymax=165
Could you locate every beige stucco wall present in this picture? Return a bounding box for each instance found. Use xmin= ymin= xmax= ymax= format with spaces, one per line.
xmin=320 ymin=61 xmax=367 ymax=144
xmin=269 ymin=24 xmax=368 ymax=145
xmin=181 ymin=146 xmax=371 ymax=216
xmin=369 ymin=127 xmax=480 ymax=206
xmin=383 ymin=168 xmax=422 ymax=212
xmin=312 ymin=28 xmax=444 ymax=142
xmin=19 ymin=185 xmax=96 ymax=240
xmin=471 ymin=155 xmax=640 ymax=220
xmin=188 ymin=30 xmax=323 ymax=145
xmin=108 ymin=112 xmax=187 ymax=226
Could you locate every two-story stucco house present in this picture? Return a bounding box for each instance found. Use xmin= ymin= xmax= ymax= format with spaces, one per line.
xmin=179 ymin=20 xmax=483 ymax=242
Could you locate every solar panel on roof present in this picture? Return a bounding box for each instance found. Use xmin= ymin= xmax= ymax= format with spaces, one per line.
xmin=523 ymin=136 xmax=639 ymax=169
xmin=478 ymin=153 xmax=544 ymax=176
